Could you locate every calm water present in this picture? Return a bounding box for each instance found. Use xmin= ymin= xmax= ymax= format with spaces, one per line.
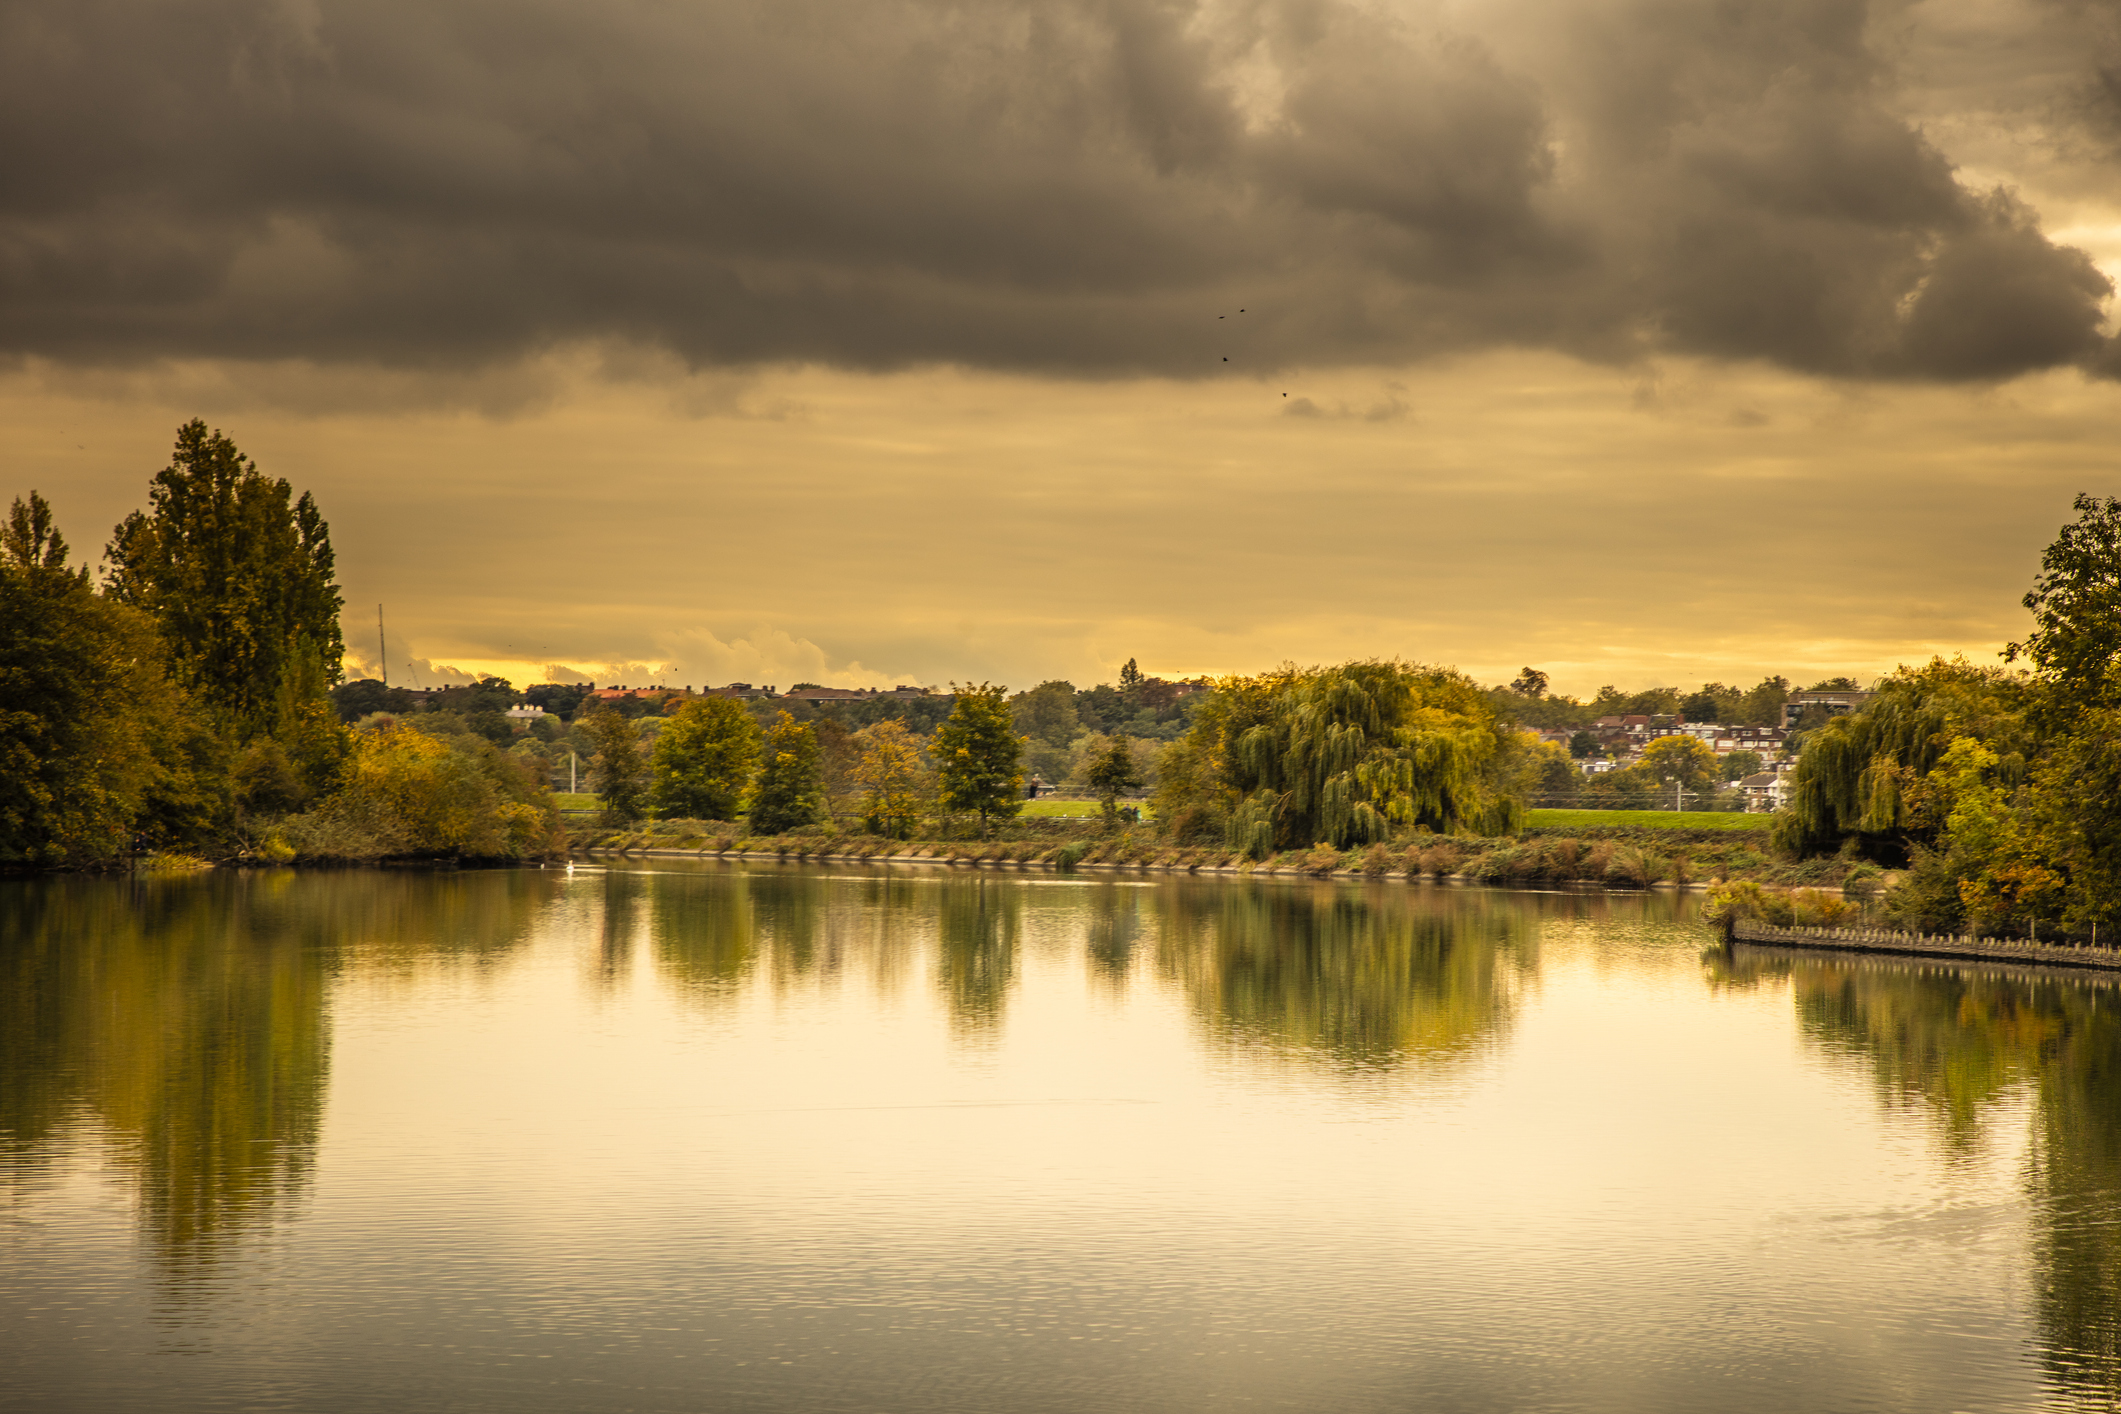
xmin=3 ymin=862 xmax=2118 ymax=1412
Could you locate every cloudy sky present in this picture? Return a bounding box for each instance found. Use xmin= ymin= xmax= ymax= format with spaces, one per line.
xmin=10 ymin=0 xmax=2121 ymax=695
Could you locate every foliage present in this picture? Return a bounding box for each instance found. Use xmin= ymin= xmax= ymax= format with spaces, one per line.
xmin=1163 ymin=660 xmax=1527 ymax=859
xmin=578 ymin=706 xmax=650 ymax=820
xmin=1087 ymin=733 xmax=1145 ymax=827
xmin=281 ymin=722 xmax=556 ymax=860
xmin=1010 ymin=680 xmax=1081 ymax=747
xmin=1525 ymin=809 xmax=1770 ymax=832
xmin=0 ymin=494 xmax=226 ymax=865
xmin=934 ymin=682 xmax=1024 ymax=836
xmin=648 ymin=696 xmax=757 ymax=821
xmin=852 ymin=719 xmax=933 ymax=838
xmin=1772 ymin=657 xmax=2028 ymax=857
xmin=2008 ymin=493 xmax=2121 ymax=720
xmin=1722 ymin=749 xmax=1764 ymax=781
xmin=749 ymin=712 xmax=824 ymax=834
xmin=103 ymin=422 xmax=344 ymax=768
xmin=524 ymin=682 xmax=593 ymax=720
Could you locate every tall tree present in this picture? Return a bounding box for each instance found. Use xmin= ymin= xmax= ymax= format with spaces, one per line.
xmin=1086 ymin=733 xmax=1144 ymax=828
xmin=104 ymin=421 xmax=345 ymax=766
xmin=650 ymin=696 xmax=759 ymax=820
xmin=935 ymin=682 xmax=1024 ymax=837
xmin=2009 ymin=493 xmax=2121 ymax=717
xmin=1509 ymin=667 xmax=1549 ymax=699
xmin=0 ymin=494 xmax=221 ymax=863
xmin=580 ymin=706 xmax=650 ymax=821
xmin=852 ymin=719 xmax=931 ymax=838
xmin=749 ymin=712 xmax=824 ymax=834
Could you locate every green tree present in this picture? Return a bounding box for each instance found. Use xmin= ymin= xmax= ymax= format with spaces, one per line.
xmin=1722 ymin=749 xmax=1764 ymax=781
xmin=0 ymin=494 xmax=222 ymax=864
xmin=1087 ymin=733 xmax=1145 ymax=827
xmin=853 ymin=719 xmax=931 ymax=838
xmin=1509 ymin=667 xmax=1549 ymax=699
xmin=580 ymin=706 xmax=650 ymax=821
xmin=650 ymin=696 xmax=759 ymax=820
xmin=1168 ymin=661 xmax=1525 ymax=858
xmin=1119 ymin=658 xmax=1145 ymax=692
xmin=103 ymin=422 xmax=345 ymax=775
xmin=935 ymin=682 xmax=1024 ymax=837
xmin=749 ymin=712 xmax=824 ymax=834
xmin=2008 ymin=493 xmax=2121 ymax=718
xmin=1737 ymin=675 xmax=1793 ymax=726
xmin=1009 ymin=680 xmax=1081 ymax=747
xmin=1637 ymin=735 xmax=1721 ymax=802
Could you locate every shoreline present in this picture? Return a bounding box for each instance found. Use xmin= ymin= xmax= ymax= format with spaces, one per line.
xmin=572 ymin=845 xmax=1718 ymax=890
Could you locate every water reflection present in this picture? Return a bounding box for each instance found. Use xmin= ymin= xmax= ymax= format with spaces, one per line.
xmin=1157 ymin=880 xmax=1534 ymax=1072
xmin=0 ymin=869 xmax=554 ymax=1289
xmin=1721 ymin=944 xmax=2121 ymax=1404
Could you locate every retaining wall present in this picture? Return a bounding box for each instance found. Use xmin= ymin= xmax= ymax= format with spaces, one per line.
xmin=1730 ymin=919 xmax=2121 ymax=972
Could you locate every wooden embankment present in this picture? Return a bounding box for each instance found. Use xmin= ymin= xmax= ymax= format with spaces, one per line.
xmin=1728 ymin=918 xmax=2121 ymax=973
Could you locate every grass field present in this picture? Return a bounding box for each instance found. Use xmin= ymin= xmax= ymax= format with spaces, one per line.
xmin=553 ymin=793 xmax=599 ymax=811
xmin=1022 ymin=799 xmax=1155 ymax=819
xmin=1526 ymin=809 xmax=1771 ymax=832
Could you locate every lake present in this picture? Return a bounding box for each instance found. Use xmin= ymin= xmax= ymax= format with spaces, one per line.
xmin=3 ymin=860 xmax=2116 ymax=1412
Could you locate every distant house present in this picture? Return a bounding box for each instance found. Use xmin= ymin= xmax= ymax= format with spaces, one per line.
xmin=503 ymin=706 xmax=546 ymax=725
xmin=704 ymin=683 xmax=777 ymax=701
xmin=1738 ymin=772 xmax=1787 ymax=811
xmin=1783 ymin=689 xmax=1876 ymax=727
xmin=778 ymin=685 xmax=940 ymax=705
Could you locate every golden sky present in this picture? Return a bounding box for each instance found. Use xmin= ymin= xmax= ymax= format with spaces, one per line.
xmin=10 ymin=0 xmax=2121 ymax=698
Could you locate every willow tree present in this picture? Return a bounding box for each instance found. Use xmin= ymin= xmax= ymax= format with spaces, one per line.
xmin=1772 ymin=657 xmax=2029 ymax=858
xmin=1168 ymin=661 xmax=1524 ymax=859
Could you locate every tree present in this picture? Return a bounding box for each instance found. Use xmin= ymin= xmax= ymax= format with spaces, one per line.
xmin=1736 ymin=675 xmax=1793 ymax=727
xmin=749 ymin=712 xmax=824 ymax=834
xmin=1119 ymin=658 xmax=1145 ymax=692
xmin=1166 ymin=661 xmax=1526 ymax=858
xmin=852 ymin=719 xmax=931 ymax=838
xmin=1010 ymin=680 xmax=1081 ymax=747
xmin=580 ymin=706 xmax=650 ymax=820
xmin=1722 ymin=749 xmax=1764 ymax=781
xmin=103 ymin=421 xmax=344 ymax=763
xmin=1638 ymin=735 xmax=1721 ymax=800
xmin=934 ymin=682 xmax=1024 ymax=836
xmin=649 ymin=696 xmax=759 ymax=820
xmin=2008 ymin=493 xmax=2121 ymax=717
xmin=0 ymin=493 xmax=222 ymax=864
xmin=1680 ymin=682 xmax=1742 ymax=722
xmin=1509 ymin=667 xmax=1549 ymax=699
xmin=1567 ymin=730 xmax=1601 ymax=759
xmin=1087 ymin=734 xmax=1144 ymax=827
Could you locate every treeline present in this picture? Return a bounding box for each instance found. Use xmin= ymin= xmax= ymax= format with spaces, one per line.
xmin=1490 ymin=672 xmax=1857 ymax=732
xmin=1 ymin=423 xmax=559 ymax=868
xmin=1761 ymin=494 xmax=2121 ymax=937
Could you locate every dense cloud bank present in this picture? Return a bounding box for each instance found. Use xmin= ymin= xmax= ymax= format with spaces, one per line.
xmin=4 ymin=0 xmax=2116 ymax=381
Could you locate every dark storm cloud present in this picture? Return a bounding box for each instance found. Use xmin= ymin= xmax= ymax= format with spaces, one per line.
xmin=0 ymin=0 xmax=2113 ymax=380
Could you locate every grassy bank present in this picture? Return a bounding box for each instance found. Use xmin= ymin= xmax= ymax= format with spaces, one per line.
xmin=568 ymin=815 xmax=1871 ymax=892
xmin=1525 ymin=809 xmax=1770 ymax=832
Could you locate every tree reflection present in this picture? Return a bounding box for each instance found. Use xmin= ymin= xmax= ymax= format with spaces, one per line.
xmin=936 ymin=876 xmax=1019 ymax=1040
xmin=0 ymin=869 xmax=549 ymax=1295
xmin=1154 ymin=881 xmax=1532 ymax=1073
xmin=1724 ymin=945 xmax=2121 ymax=1402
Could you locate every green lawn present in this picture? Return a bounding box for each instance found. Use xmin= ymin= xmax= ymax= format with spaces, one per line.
xmin=553 ymin=792 xmax=600 ymax=811
xmin=1022 ymin=799 xmax=1154 ymax=819
xmin=1526 ymin=808 xmax=1772 ymax=832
